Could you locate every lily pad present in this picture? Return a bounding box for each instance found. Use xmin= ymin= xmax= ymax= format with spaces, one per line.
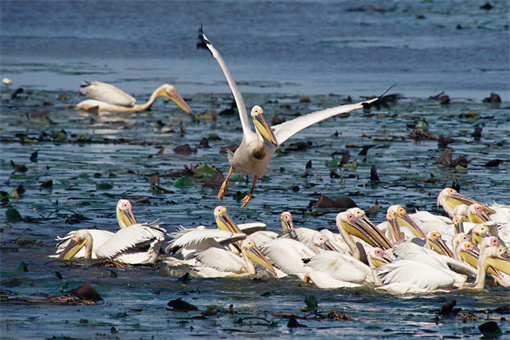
xmin=193 ymin=164 xmax=218 ymax=177
xmin=6 ymin=208 xmax=22 ymax=222
xmin=173 ymin=176 xmax=194 ymax=188
xmin=96 ymin=183 xmax=114 ymax=190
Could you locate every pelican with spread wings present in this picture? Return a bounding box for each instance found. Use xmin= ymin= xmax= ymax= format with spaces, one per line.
xmin=198 ymin=27 xmax=382 ymax=208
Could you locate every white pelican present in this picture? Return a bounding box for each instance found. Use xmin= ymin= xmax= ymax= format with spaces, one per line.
xmin=57 ymin=199 xmax=166 ymax=264
xmin=471 ymin=245 xmax=510 ymax=289
xmin=165 ymin=225 xmax=246 ymax=260
xmin=302 ymin=271 xmax=362 ymax=289
xmin=304 ymin=251 xmax=375 ymax=284
xmin=190 ymin=239 xmax=277 ymax=278
xmin=437 ymin=188 xmax=495 ymax=218
xmin=279 ymin=211 xmax=345 ymax=253
xmin=198 ymin=28 xmax=380 ymax=208
xmin=375 ymin=258 xmax=468 ymax=293
xmin=75 ymin=81 xmax=192 ymax=113
xmin=259 ymin=235 xmax=334 ymax=277
xmin=58 ymin=221 xmax=166 ymax=264
xmin=54 ymin=199 xmax=137 ymax=258
xmin=379 ymin=207 xmax=426 ymax=244
xmin=335 ymin=208 xmax=393 ymax=262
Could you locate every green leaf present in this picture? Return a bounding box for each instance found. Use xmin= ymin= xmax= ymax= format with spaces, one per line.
xmin=173 ymin=176 xmax=194 ymax=188
xmin=96 ymin=183 xmax=114 ymax=190
xmin=304 ymin=295 xmax=318 ymax=311
xmin=193 ymin=164 xmax=218 ymax=177
xmin=17 ymin=261 xmax=28 ymax=272
xmin=6 ymin=208 xmax=22 ymax=222
xmin=478 ymin=321 xmax=502 ymax=338
xmin=327 ymin=158 xmax=341 ymax=169
xmin=53 ymin=129 xmax=68 ymax=142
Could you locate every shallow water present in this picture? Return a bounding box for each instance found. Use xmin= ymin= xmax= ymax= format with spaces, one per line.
xmin=1 ymin=1 xmax=510 ymax=339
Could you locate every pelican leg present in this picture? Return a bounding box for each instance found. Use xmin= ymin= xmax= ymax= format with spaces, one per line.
xmin=241 ymin=176 xmax=258 ymax=209
xmin=218 ymin=166 xmax=235 ymax=200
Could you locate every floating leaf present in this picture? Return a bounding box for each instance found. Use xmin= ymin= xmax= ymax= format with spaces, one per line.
xmin=173 ymin=176 xmax=194 ymax=188
xmin=17 ymin=261 xmax=28 ymax=272
xmin=71 ymin=283 xmax=102 ymax=301
xmin=193 ymin=164 xmax=218 ymax=177
xmin=478 ymin=321 xmax=502 ymax=338
xmin=167 ymin=298 xmax=198 ymax=311
xmin=53 ymin=129 xmax=68 ymax=142
xmin=304 ymin=295 xmax=318 ymax=311
xmin=6 ymin=208 xmax=22 ymax=222
xmin=96 ymin=183 xmax=113 ymax=190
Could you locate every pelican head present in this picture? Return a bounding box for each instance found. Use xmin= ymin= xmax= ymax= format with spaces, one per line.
xmin=58 ymin=230 xmax=92 ymax=260
xmin=387 ymin=205 xmax=425 ymax=239
xmin=437 ymin=188 xmax=495 ymax=217
xmin=251 ymin=106 xmax=278 ymax=146
xmin=426 ymin=231 xmax=453 ymax=257
xmin=367 ymin=248 xmax=393 ymax=268
xmin=336 ymin=208 xmax=392 ymax=250
xmin=471 ymin=224 xmax=492 ymax=246
xmin=280 ymin=211 xmax=294 ymax=231
xmin=241 ymin=239 xmax=277 ymax=276
xmin=158 ymin=84 xmax=192 ymax=113
xmin=468 ymin=204 xmax=492 ymax=224
xmin=214 ymin=206 xmax=241 ymax=233
xmin=116 ymin=199 xmax=137 ymax=229
xmin=312 ymin=234 xmax=338 ymax=252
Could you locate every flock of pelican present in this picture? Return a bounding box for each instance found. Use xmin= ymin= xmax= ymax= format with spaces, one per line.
xmin=54 ymin=188 xmax=510 ymax=294
xmin=57 ymin=28 xmax=509 ymax=294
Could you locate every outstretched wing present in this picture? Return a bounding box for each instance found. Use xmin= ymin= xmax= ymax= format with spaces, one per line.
xmin=197 ymin=26 xmax=250 ymax=135
xmin=272 ymin=98 xmax=378 ymax=146
xmin=95 ymin=223 xmax=166 ymax=259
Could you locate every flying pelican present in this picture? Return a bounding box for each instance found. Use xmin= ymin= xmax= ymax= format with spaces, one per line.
xmin=190 ymin=239 xmax=277 ymax=278
xmin=75 ymin=81 xmax=192 ymax=113
xmin=198 ymin=27 xmax=381 ymax=208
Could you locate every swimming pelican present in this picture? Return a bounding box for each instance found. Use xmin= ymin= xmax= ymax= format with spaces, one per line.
xmin=471 ymin=245 xmax=510 ymax=289
xmin=191 ymin=239 xmax=277 ymax=277
xmin=335 ymin=208 xmax=392 ymax=263
xmin=58 ymin=221 xmax=166 ymax=264
xmin=379 ymin=206 xmax=426 ymax=243
xmin=75 ymin=81 xmax=192 ymax=113
xmin=165 ymin=225 xmax=246 ymax=259
xmin=54 ymin=199 xmax=137 ymax=258
xmin=279 ymin=211 xmax=345 ymax=253
xmin=375 ymin=258 xmax=468 ymax=293
xmin=259 ymin=235 xmax=335 ymax=277
xmin=437 ymin=188 xmax=495 ymax=217
xmin=198 ymin=28 xmax=380 ymax=208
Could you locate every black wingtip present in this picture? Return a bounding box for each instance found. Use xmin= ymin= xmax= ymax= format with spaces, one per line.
xmin=362 ymin=85 xmax=403 ymax=111
xmin=196 ymin=24 xmax=210 ymax=50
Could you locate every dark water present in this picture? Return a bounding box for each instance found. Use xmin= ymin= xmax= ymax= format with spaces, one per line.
xmin=1 ymin=1 xmax=510 ymax=339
